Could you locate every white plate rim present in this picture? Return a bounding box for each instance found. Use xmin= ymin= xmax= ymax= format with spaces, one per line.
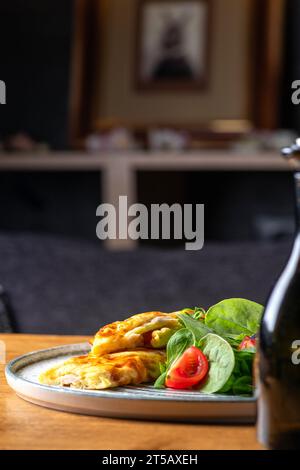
xmin=5 ymin=342 xmax=256 ymax=403
xmin=5 ymin=342 xmax=256 ymax=423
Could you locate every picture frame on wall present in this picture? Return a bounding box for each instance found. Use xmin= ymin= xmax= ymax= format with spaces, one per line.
xmin=69 ymin=0 xmax=286 ymax=146
xmin=135 ymin=0 xmax=211 ymax=91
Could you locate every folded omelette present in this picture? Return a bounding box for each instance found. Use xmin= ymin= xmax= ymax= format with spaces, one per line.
xmin=39 ymin=310 xmax=189 ymax=390
xmin=90 ymin=310 xmax=185 ymax=356
xmin=39 ymin=350 xmax=166 ymax=389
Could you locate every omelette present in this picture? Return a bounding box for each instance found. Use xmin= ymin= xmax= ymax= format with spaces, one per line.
xmin=39 ymin=350 xmax=166 ymax=390
xmin=90 ymin=310 xmax=188 ymax=356
xmin=40 ymin=310 xmax=192 ymax=390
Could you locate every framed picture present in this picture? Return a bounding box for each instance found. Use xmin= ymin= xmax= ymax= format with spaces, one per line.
xmin=135 ymin=0 xmax=211 ymax=91
xmin=69 ymin=0 xmax=287 ymax=146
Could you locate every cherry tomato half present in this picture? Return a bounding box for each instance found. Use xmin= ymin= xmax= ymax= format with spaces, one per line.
xmin=165 ymin=346 xmax=209 ymax=389
xmin=238 ymin=336 xmax=256 ymax=350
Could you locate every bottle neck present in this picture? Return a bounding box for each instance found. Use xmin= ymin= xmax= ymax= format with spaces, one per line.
xmin=294 ymin=172 xmax=300 ymax=233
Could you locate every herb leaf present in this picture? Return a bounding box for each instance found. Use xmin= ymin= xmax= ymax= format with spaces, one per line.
xmin=196 ymin=333 xmax=235 ymax=394
xmin=154 ymin=372 xmax=167 ymax=389
xmin=219 ymin=349 xmax=255 ymax=396
xmin=232 ymin=376 xmax=253 ymax=396
xmin=205 ymin=298 xmax=263 ymax=338
xmin=166 ymin=328 xmax=194 ymax=366
xmin=177 ymin=313 xmax=211 ymax=344
xmin=154 ymin=328 xmax=193 ymax=389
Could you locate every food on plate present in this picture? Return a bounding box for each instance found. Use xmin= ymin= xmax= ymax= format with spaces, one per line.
xmin=165 ymin=345 xmax=209 ymax=390
xmin=39 ymin=349 xmax=166 ymax=390
xmin=154 ymin=299 xmax=263 ymax=395
xmin=238 ymin=335 xmax=256 ymax=351
xmin=40 ymin=298 xmax=263 ymax=396
xmin=90 ymin=310 xmax=188 ymax=356
xmin=204 ymin=299 xmax=263 ymax=337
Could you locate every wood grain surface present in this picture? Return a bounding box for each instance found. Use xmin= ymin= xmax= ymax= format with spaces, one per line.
xmin=0 ymin=334 xmax=263 ymax=450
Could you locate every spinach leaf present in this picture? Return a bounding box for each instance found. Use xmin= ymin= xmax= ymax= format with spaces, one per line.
xmin=224 ymin=333 xmax=247 ymax=348
xmin=166 ymin=328 xmax=194 ymax=366
xmin=154 ymin=371 xmax=167 ymax=389
xmin=235 ymin=349 xmax=255 ymax=375
xmin=205 ymin=298 xmax=263 ymax=338
xmin=177 ymin=313 xmax=211 ymax=344
xmin=154 ymin=328 xmax=193 ymax=389
xmin=218 ymin=374 xmax=236 ymax=394
xmin=219 ymin=349 xmax=255 ymax=396
xmin=196 ymin=333 xmax=235 ymax=394
xmin=232 ymin=376 xmax=253 ymax=396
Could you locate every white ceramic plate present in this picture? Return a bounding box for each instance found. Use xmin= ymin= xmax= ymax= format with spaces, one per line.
xmin=6 ymin=343 xmax=256 ymax=423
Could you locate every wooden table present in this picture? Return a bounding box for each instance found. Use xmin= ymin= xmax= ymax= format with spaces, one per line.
xmin=0 ymin=334 xmax=263 ymax=450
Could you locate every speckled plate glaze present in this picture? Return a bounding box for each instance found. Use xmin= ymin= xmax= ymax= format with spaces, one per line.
xmin=5 ymin=343 xmax=256 ymax=423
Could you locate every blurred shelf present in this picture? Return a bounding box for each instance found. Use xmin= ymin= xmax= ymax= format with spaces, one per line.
xmin=0 ymin=150 xmax=291 ymax=250
xmin=0 ymin=150 xmax=291 ymax=171
xmin=0 ymin=152 xmax=108 ymax=171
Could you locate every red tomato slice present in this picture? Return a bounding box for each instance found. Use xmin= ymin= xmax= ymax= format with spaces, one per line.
xmin=143 ymin=331 xmax=153 ymax=347
xmin=238 ymin=336 xmax=256 ymax=350
xmin=165 ymin=346 xmax=209 ymax=389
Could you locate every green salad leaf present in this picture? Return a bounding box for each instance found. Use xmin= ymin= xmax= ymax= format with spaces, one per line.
xmin=225 ymin=333 xmax=248 ymax=348
xmin=166 ymin=328 xmax=194 ymax=365
xmin=154 ymin=328 xmax=193 ymax=388
xmin=154 ymin=298 xmax=260 ymax=395
xmin=196 ymin=333 xmax=235 ymax=394
xmin=232 ymin=376 xmax=253 ymax=396
xmin=177 ymin=312 xmax=211 ymax=343
xmin=154 ymin=371 xmax=167 ymax=389
xmin=193 ymin=307 xmax=206 ymax=320
xmin=179 ymin=307 xmax=206 ymax=320
xmin=219 ymin=349 xmax=255 ymax=396
xmin=205 ymin=298 xmax=263 ymax=338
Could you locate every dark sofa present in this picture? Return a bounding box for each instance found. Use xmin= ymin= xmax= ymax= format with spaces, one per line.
xmin=0 ymin=232 xmax=292 ymax=335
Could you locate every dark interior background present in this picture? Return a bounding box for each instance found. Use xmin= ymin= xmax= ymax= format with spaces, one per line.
xmin=0 ymin=0 xmax=298 ymax=243
xmin=0 ymin=171 xmax=295 ymax=243
xmin=0 ymin=1 xmax=298 ymax=333
xmin=1 ymin=0 xmax=300 ymax=146
xmin=280 ymin=0 xmax=300 ymax=133
xmin=0 ymin=0 xmax=74 ymax=149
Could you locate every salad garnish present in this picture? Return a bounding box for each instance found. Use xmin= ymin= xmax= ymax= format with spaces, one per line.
xmin=154 ymin=298 xmax=263 ymax=396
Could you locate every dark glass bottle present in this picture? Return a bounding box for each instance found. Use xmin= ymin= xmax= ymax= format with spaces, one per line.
xmin=258 ymin=143 xmax=300 ymax=449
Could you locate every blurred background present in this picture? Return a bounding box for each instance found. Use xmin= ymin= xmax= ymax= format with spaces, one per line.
xmin=0 ymin=0 xmax=298 ymax=334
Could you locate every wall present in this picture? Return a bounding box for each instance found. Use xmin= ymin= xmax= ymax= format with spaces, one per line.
xmin=96 ymin=0 xmax=254 ymax=125
xmin=0 ymin=0 xmax=74 ymax=148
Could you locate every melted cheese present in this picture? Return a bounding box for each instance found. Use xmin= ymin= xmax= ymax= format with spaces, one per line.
xmin=90 ymin=311 xmax=181 ymax=356
xmin=39 ymin=350 xmax=166 ymax=390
